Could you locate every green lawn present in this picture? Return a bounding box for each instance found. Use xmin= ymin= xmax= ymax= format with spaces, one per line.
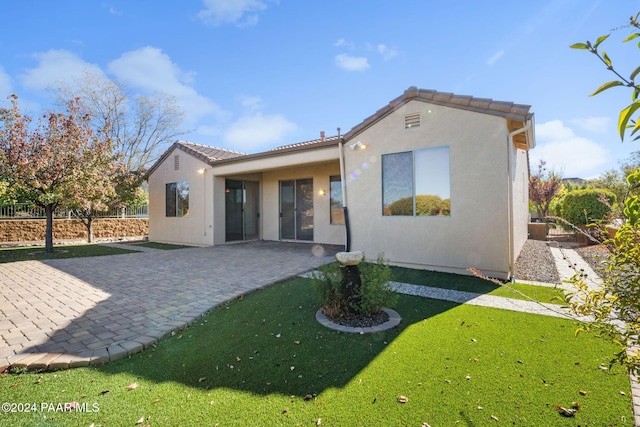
xmin=0 ymin=278 xmax=632 ymax=426
xmin=390 ymin=265 xmax=565 ymax=304
xmin=0 ymin=244 xmax=137 ymax=263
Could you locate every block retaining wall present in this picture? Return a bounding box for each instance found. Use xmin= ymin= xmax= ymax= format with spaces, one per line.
xmin=0 ymin=218 xmax=148 ymax=245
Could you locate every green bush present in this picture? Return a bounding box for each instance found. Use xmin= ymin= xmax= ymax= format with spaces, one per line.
xmin=312 ymin=255 xmax=397 ymax=318
xmin=558 ymin=188 xmax=616 ymax=225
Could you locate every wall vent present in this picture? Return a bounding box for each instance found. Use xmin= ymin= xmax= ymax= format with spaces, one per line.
xmin=404 ymin=113 xmax=421 ymax=129
xmin=174 ymin=155 xmax=180 ymax=170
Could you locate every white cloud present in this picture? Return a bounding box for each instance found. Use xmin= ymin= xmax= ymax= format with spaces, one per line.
xmin=335 ymin=54 xmax=370 ymax=72
xmin=531 ymin=120 xmax=608 ymax=178
xmin=107 ymin=46 xmax=226 ymax=123
xmin=20 ymin=49 xmax=105 ymax=91
xmin=334 ymin=38 xmax=355 ymax=49
xmin=486 ymin=49 xmax=504 ymax=66
xmin=238 ymin=94 xmax=263 ymax=111
xmin=377 ymin=44 xmax=397 ymax=60
xmin=224 ymin=112 xmax=296 ymax=151
xmin=570 ymin=116 xmax=611 ymax=133
xmin=0 ymin=66 xmax=12 ymax=98
xmin=197 ymin=0 xmax=271 ymax=26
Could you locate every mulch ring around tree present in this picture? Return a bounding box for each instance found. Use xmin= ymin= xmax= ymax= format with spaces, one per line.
xmin=316 ymin=308 xmax=402 ymax=333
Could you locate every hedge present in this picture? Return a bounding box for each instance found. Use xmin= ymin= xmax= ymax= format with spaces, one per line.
xmin=558 ymin=188 xmax=616 ymax=225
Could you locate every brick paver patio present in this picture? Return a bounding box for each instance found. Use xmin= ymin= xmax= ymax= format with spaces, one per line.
xmin=0 ymin=241 xmax=340 ymax=371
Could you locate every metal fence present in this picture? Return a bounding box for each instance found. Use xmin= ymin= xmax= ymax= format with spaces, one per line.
xmin=0 ymin=203 xmax=148 ymax=219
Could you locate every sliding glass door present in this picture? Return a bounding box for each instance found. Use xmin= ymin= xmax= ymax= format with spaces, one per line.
xmin=279 ymin=178 xmax=313 ymax=241
xmin=225 ymin=179 xmax=259 ymax=242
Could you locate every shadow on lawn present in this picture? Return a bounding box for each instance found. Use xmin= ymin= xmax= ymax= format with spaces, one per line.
xmin=7 ymin=243 xmax=499 ymax=396
xmin=96 ymin=279 xmax=464 ymax=397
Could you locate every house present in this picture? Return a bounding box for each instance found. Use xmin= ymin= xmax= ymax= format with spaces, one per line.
xmin=146 ymin=87 xmax=535 ymax=279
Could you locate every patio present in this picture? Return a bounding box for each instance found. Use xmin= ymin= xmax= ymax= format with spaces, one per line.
xmin=0 ymin=241 xmax=341 ymax=371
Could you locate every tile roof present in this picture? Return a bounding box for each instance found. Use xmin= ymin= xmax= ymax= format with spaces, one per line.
xmin=175 ymin=140 xmax=245 ymax=162
xmin=147 ymin=87 xmax=534 ymax=177
xmin=145 ymin=140 xmax=245 ymax=177
xmin=271 ymin=134 xmax=340 ymax=151
xmin=344 ymin=86 xmax=533 ymax=140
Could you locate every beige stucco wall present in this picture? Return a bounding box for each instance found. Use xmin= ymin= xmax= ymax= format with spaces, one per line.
xmin=510 ymin=146 xmax=530 ymax=265
xmin=149 ymin=145 xmax=345 ymax=247
xmin=148 ymin=147 xmax=213 ymax=245
xmin=210 ymin=162 xmax=344 ymax=245
xmin=259 ymin=163 xmax=344 ymax=245
xmin=343 ymin=100 xmax=515 ymax=278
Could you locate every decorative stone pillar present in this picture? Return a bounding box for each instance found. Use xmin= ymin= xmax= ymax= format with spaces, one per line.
xmin=335 ymin=251 xmax=364 ymax=313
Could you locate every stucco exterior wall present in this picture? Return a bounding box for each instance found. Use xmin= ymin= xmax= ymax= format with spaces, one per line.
xmin=260 ymin=163 xmax=344 ymax=245
xmin=343 ymin=100 xmax=513 ymax=278
xmin=511 ymin=146 xmax=530 ymax=265
xmin=148 ymin=147 xmax=212 ymax=245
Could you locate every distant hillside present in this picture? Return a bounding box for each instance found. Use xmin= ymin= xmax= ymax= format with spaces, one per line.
xmin=562 ymin=177 xmax=586 ymax=185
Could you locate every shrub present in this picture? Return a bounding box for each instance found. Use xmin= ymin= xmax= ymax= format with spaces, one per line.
xmin=558 ymin=189 xmax=615 ymax=225
xmin=312 ymin=255 xmax=397 ymax=318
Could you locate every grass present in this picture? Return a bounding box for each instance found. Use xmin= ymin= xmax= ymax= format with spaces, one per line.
xmin=0 ymin=244 xmax=137 ymax=264
xmin=132 ymin=241 xmax=193 ymax=250
xmin=0 ymin=277 xmax=633 ymax=426
xmin=390 ymin=265 xmax=565 ymax=304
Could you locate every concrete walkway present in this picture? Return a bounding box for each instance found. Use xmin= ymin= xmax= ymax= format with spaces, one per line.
xmin=0 ymin=241 xmax=340 ymax=371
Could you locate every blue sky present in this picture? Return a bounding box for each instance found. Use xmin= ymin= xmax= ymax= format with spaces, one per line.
xmin=1 ymin=0 xmax=638 ymax=178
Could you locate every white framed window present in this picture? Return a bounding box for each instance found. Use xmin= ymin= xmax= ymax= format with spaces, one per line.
xmin=382 ymin=146 xmax=450 ymax=216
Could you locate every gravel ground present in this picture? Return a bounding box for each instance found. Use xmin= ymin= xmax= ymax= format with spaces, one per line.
xmin=574 ymin=244 xmax=610 ymax=276
xmin=513 ymin=239 xmax=560 ymax=283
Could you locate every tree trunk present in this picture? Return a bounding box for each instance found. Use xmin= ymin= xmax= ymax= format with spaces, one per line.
xmin=86 ymin=216 xmax=94 ymax=243
xmin=44 ymin=204 xmax=55 ymax=253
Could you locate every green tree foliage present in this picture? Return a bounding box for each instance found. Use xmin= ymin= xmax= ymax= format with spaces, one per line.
xmin=558 ymin=188 xmax=615 ymax=226
xmin=0 ymin=96 xmax=124 ymax=252
xmin=568 ymin=13 xmax=640 ymax=376
xmin=312 ymin=256 xmax=397 ymax=318
xmin=591 ymin=152 xmax=640 ymax=210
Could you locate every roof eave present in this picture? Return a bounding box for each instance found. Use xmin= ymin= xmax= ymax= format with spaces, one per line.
xmin=343 ymin=87 xmax=532 ymax=141
xmin=211 ymin=138 xmax=341 ymax=166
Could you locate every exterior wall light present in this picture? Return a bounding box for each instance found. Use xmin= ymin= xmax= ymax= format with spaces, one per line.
xmin=349 ymin=141 xmax=366 ymax=150
xmin=319 ymin=189 xmax=326 ymax=196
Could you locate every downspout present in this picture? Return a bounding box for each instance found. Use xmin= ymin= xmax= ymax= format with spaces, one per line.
xmin=338 ymin=129 xmax=350 ymax=251
xmin=506 ymin=119 xmax=532 ymax=281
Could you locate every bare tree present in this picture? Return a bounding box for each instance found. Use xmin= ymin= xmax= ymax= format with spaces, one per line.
xmin=55 ymin=70 xmax=186 ymax=171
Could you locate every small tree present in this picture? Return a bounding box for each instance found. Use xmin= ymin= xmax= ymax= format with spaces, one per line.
xmin=0 ymin=95 xmax=118 ymax=252
xmin=529 ymin=160 xmax=562 ymax=221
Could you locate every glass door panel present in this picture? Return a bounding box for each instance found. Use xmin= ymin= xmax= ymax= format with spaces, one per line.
xmin=280 ymin=180 xmax=295 ymax=240
xmin=225 ymin=179 xmax=244 ymax=241
xmin=244 ymin=181 xmax=259 ymax=240
xmin=295 ymin=178 xmax=314 ymax=241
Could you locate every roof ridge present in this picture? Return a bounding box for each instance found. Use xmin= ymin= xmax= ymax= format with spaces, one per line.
xmin=177 ymin=140 xmax=246 ymax=156
xmin=271 ymin=134 xmax=340 ymax=151
xmin=344 ymin=86 xmax=532 ymax=140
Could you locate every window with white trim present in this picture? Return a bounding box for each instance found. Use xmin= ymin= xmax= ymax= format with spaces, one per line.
xmin=382 ymin=146 xmax=450 ymax=216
